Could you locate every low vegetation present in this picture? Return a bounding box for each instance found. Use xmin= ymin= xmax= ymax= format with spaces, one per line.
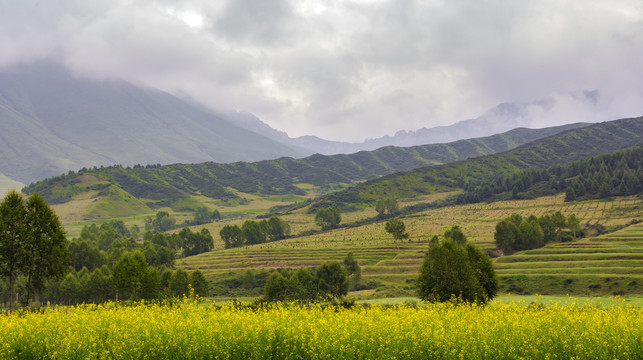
xmin=1 ymin=301 xmax=642 ymax=359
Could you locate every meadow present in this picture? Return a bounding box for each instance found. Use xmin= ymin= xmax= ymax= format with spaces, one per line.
xmin=1 ymin=300 xmax=642 ymax=360
xmin=177 ymin=194 xmax=643 ymax=297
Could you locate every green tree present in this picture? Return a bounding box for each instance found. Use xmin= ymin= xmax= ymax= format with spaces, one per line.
xmin=242 ymin=220 xmax=266 ymax=245
xmin=315 ymin=205 xmax=341 ymax=231
xmin=444 ymin=225 xmax=467 ymax=245
xmin=189 ymin=269 xmax=209 ymax=297
xmin=169 ymin=269 xmax=190 ymax=297
xmin=180 ymin=228 xmax=214 ymax=256
xmin=494 ymin=220 xmax=516 ymax=254
xmin=376 ymin=198 xmax=399 ymax=218
xmin=0 ymin=190 xmax=27 ymax=310
xmin=385 ymin=218 xmax=409 ymax=250
xmin=567 ymin=213 xmax=581 ymax=239
xmin=220 ymin=225 xmax=244 ymax=249
xmin=112 ymin=251 xmax=153 ymax=300
xmin=551 ymin=211 xmax=567 ymax=242
xmin=315 ymin=261 xmax=348 ymax=301
xmin=343 ymin=252 xmax=361 ymax=288
xmin=417 ymin=238 xmax=497 ymax=304
xmin=266 ymin=216 xmax=290 ymax=241
xmin=153 ymin=211 xmax=176 ymax=232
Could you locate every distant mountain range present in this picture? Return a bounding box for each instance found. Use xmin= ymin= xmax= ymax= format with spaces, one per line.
xmin=0 ymin=63 xmax=303 ymax=184
xmin=0 ymin=62 xmax=606 ymax=188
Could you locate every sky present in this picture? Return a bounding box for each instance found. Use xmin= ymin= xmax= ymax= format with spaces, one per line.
xmin=1 ymin=0 xmax=642 ymax=142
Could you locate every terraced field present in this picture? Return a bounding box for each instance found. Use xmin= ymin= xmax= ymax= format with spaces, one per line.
xmin=178 ymin=194 xmax=642 ymax=297
xmin=495 ymin=222 xmax=643 ymax=296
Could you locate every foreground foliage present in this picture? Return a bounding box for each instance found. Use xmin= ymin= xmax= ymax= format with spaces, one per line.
xmin=1 ymin=301 xmax=642 ymax=359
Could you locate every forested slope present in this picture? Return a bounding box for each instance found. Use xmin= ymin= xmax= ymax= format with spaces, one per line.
xmin=23 ymin=123 xmax=584 ymax=206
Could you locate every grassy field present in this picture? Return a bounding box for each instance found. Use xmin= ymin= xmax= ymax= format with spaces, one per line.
xmin=2 ymin=301 xmax=642 ymax=359
xmin=175 ymin=194 xmax=643 ymax=297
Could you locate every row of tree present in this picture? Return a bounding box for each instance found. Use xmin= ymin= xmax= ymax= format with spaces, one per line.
xmin=494 ymin=212 xmax=580 ymax=254
xmin=263 ymin=256 xmax=361 ymax=302
xmin=456 ymin=145 xmax=643 ymax=204
xmin=219 ymin=216 xmax=291 ymax=249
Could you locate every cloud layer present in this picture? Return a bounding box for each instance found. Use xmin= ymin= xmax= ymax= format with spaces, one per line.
xmin=2 ymin=0 xmax=642 ymax=141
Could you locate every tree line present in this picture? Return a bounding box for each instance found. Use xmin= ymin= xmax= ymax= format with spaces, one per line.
xmin=456 ymin=145 xmax=643 ymax=204
xmin=494 ymin=212 xmax=581 ymax=254
xmin=219 ymin=216 xmax=290 ymax=249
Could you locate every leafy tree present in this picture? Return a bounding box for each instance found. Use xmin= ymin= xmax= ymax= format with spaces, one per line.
xmin=152 ymin=211 xmax=176 ymax=232
xmin=315 ymin=205 xmax=341 ymax=231
xmin=0 ymin=190 xmax=27 ymax=310
xmin=0 ymin=192 xmax=70 ymax=308
xmin=169 ymin=269 xmax=190 ymax=297
xmin=180 ymin=228 xmax=214 ymax=256
xmin=264 ymin=272 xmax=297 ymax=302
xmin=220 ymin=225 xmax=244 ymax=249
xmin=315 ymin=261 xmax=349 ymax=301
xmin=266 ymin=216 xmax=290 ymax=241
xmin=242 ymin=220 xmax=266 ymax=245
xmin=112 ymin=251 xmax=156 ymax=300
xmin=417 ymin=238 xmax=497 ymax=304
xmin=494 ymin=220 xmax=517 ymax=254
xmin=551 ymin=211 xmax=567 ymax=242
xmin=343 ymin=252 xmax=361 ymax=288
xmin=567 ymin=213 xmax=580 ymax=239
xmin=444 ymin=225 xmax=467 ymax=245
xmin=376 ymin=198 xmax=399 ymax=218
xmin=385 ymin=218 xmax=409 ymax=250
xmin=189 ymin=269 xmax=209 ymax=297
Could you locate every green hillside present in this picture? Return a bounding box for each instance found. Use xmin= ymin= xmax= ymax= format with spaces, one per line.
xmin=495 ymin=222 xmax=643 ymax=296
xmin=318 ymin=116 xmax=643 ymax=209
xmin=23 ymin=123 xmax=585 ymax=213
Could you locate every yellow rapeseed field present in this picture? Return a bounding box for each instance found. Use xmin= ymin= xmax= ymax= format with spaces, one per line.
xmin=1 ymin=300 xmax=642 ymax=359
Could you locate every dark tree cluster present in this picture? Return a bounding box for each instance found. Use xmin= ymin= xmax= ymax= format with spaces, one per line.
xmin=263 ymin=261 xmax=350 ymax=302
xmin=219 ymin=216 xmax=290 ymax=249
xmin=417 ymin=232 xmax=497 ymax=304
xmin=184 ymin=207 xmax=221 ymax=226
xmin=0 ymin=191 xmax=69 ymax=309
xmin=494 ymin=212 xmax=581 ymax=254
xmin=315 ymin=205 xmax=341 ymax=231
xmin=456 ymin=146 xmax=643 ymax=204
xmin=375 ymin=198 xmax=399 ymax=219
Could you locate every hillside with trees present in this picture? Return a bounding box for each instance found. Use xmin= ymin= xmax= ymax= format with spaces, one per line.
xmin=314 ymin=116 xmax=643 ymax=210
xmin=23 ymin=123 xmax=585 ymax=212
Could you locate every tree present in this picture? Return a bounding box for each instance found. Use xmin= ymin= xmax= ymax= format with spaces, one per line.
xmin=417 ymin=238 xmax=497 ymax=304
xmin=266 ymin=216 xmax=290 ymax=241
xmin=152 ymin=211 xmax=176 ymax=232
xmin=220 ymin=225 xmax=244 ymax=249
xmin=112 ymin=251 xmax=155 ymax=300
xmin=180 ymin=228 xmax=214 ymax=256
xmin=551 ymin=211 xmax=567 ymax=242
xmin=385 ymin=218 xmax=409 ymax=250
xmin=494 ymin=220 xmax=516 ymax=254
xmin=0 ymin=191 xmax=70 ymax=308
xmin=567 ymin=213 xmax=580 ymax=239
xmin=189 ymin=270 xmax=209 ymax=297
xmin=444 ymin=225 xmax=467 ymax=245
xmin=315 ymin=205 xmax=341 ymax=231
xmin=242 ymin=220 xmax=266 ymax=245
xmin=343 ymin=252 xmax=361 ymax=288
xmin=169 ymin=269 xmax=190 ymax=297
xmin=0 ymin=190 xmax=27 ymax=310
xmin=376 ymin=198 xmax=399 ymax=218
xmin=315 ymin=261 xmax=349 ymax=301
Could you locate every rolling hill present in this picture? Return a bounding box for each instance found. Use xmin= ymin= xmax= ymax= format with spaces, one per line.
xmin=317 ymin=116 xmax=643 ymax=209
xmin=23 ymin=122 xmax=587 ymax=218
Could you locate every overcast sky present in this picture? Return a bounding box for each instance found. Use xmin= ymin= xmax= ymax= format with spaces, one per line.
xmin=1 ymin=0 xmax=642 ymax=141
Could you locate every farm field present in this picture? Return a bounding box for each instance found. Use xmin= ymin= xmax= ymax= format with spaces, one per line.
xmin=178 ymin=194 xmax=643 ymax=297
xmin=2 ymin=301 xmax=642 ymax=359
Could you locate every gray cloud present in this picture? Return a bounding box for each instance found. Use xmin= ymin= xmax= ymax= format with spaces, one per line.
xmin=1 ymin=0 xmax=642 ymax=141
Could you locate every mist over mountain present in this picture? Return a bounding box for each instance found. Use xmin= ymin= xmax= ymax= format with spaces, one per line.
xmin=0 ymin=63 xmax=303 ymax=184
